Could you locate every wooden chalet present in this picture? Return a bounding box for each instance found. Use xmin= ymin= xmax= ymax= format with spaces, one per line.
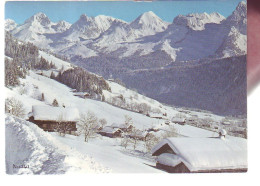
xmin=171 ymin=117 xmax=186 ymax=125
xmin=73 ymin=92 xmax=90 ymax=99
xmin=28 ymin=105 xmax=79 ymax=134
xmin=111 ymin=123 xmax=134 ymax=132
xmin=149 ymin=113 xmax=164 ymax=119
xmin=99 ymin=126 xmax=123 ymax=138
xmin=129 ymin=130 xmax=154 ymax=141
xmin=151 ymin=134 xmax=247 ymax=173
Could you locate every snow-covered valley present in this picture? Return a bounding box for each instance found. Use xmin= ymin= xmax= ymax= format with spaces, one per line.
xmin=5 ymin=49 xmax=246 ymax=174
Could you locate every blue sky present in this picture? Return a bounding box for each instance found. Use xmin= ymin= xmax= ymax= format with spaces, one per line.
xmin=5 ymin=0 xmax=245 ymax=24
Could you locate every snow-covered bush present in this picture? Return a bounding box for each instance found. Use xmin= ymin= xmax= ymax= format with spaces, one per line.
xmin=162 ymin=126 xmax=178 ymax=138
xmin=5 ymin=97 xmax=26 ymax=118
xmin=120 ymin=136 xmax=132 ymax=149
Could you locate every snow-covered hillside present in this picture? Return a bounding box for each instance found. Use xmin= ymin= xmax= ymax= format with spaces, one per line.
xmin=5 ymin=49 xmax=246 ymax=173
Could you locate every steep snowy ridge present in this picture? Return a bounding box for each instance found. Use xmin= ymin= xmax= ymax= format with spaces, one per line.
xmin=173 ymin=12 xmax=225 ymax=31
xmin=217 ymin=1 xmax=247 ymax=58
xmin=130 ymin=11 xmax=170 ymax=35
xmin=51 ymin=20 xmax=71 ymax=33
xmin=61 ymin=14 xmax=118 ymax=42
xmin=5 ymin=19 xmax=17 ymax=32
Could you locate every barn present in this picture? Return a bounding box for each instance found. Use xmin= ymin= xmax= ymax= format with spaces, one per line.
xmin=151 ymin=136 xmax=247 ymax=173
xmin=99 ymin=126 xmax=123 ymax=138
xmin=111 ymin=123 xmax=134 ymax=132
xmin=171 ymin=117 xmax=186 ymax=125
xmin=28 ymin=105 xmax=80 ymax=133
xmin=73 ymin=92 xmax=90 ymax=99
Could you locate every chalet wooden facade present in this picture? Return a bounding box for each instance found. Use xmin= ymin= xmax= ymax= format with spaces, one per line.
xmin=28 ymin=105 xmax=80 ymax=134
xmin=28 ymin=117 xmax=77 ymax=133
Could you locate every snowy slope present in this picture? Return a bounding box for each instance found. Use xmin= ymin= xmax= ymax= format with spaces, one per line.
xmin=5 ymin=115 xmax=109 ymax=174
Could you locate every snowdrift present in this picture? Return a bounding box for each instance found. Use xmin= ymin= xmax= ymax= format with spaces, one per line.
xmin=5 ymin=115 xmax=110 ymax=174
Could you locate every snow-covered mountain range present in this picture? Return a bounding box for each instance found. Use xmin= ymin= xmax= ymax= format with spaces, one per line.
xmin=5 ymin=1 xmax=247 ymax=116
xmin=6 ymin=2 xmax=247 ymax=62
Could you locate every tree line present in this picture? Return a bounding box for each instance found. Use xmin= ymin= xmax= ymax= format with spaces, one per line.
xmin=5 ymin=31 xmax=56 ymax=87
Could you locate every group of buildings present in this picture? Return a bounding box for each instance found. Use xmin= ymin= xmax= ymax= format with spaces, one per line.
xmin=27 ymin=104 xmax=247 ymax=173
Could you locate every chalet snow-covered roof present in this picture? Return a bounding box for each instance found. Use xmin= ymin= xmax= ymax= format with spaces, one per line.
xmin=171 ymin=117 xmax=185 ymax=123
xmin=111 ymin=123 xmax=132 ymax=129
xmin=32 ymin=105 xmax=80 ymax=122
xmin=149 ymin=113 xmax=164 ymax=118
xmin=130 ymin=130 xmax=148 ymax=138
xmin=73 ymin=92 xmax=90 ymax=96
xmin=151 ymin=137 xmax=247 ymax=172
xmin=100 ymin=126 xmax=122 ymax=134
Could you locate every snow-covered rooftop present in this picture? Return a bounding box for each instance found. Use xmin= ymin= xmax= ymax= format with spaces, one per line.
xmin=151 ymin=137 xmax=247 ymax=172
xmin=171 ymin=117 xmax=186 ymax=123
xmin=100 ymin=126 xmax=122 ymax=134
xmin=149 ymin=113 xmax=164 ymax=118
xmin=32 ymin=105 xmax=80 ymax=122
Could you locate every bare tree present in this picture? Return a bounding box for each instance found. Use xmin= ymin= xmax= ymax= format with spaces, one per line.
xmin=99 ymin=118 xmax=107 ymax=129
xmin=78 ymin=112 xmax=99 ymax=142
xmin=144 ymin=133 xmax=159 ymax=152
xmin=129 ymin=128 xmax=140 ymax=150
xmin=5 ymin=97 xmax=26 ymax=118
xmin=120 ymin=136 xmax=132 ymax=149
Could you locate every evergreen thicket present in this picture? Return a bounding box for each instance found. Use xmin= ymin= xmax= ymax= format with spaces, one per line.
xmin=55 ymin=67 xmax=111 ymax=96
xmin=5 ymin=32 xmax=56 ymax=87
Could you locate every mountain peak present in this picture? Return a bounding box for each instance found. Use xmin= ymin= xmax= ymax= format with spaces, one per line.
xmin=227 ymin=1 xmax=247 ymax=24
xmin=173 ymin=12 xmax=225 ymax=30
xmin=26 ymin=12 xmax=51 ymax=26
xmin=130 ymin=11 xmax=168 ymax=32
xmin=5 ymin=19 xmax=17 ymax=32
xmin=135 ymin=11 xmax=160 ymax=23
